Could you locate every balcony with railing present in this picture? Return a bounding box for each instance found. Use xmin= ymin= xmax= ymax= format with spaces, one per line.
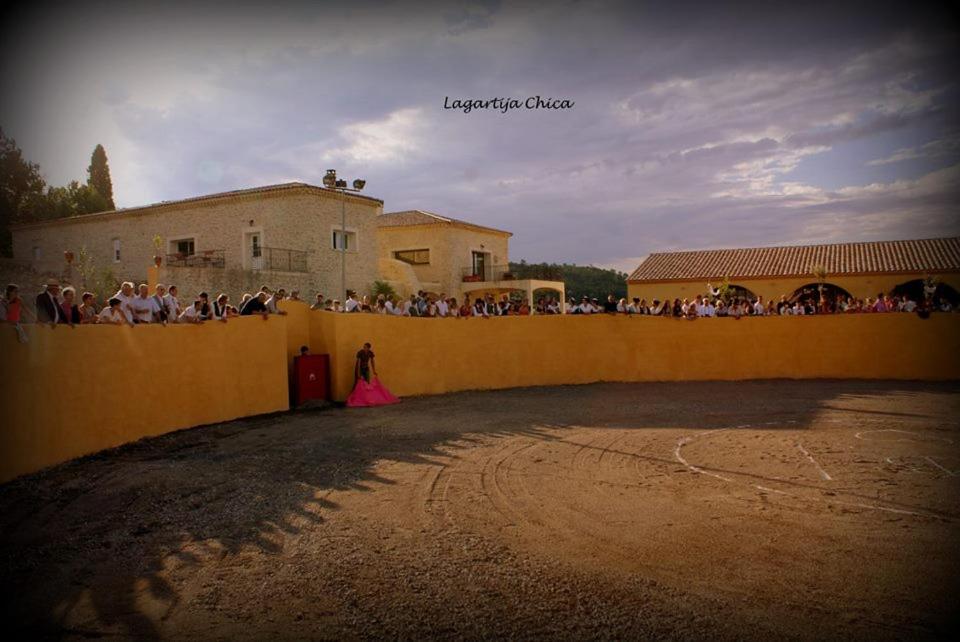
xmin=461 ymin=264 xmax=514 ymax=283
xmin=250 ymin=247 xmax=308 ymax=273
xmin=166 ymin=249 xmax=226 ymax=268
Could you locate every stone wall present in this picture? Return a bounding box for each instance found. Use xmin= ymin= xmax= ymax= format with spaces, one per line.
xmin=10 ymin=184 xmax=383 ymax=302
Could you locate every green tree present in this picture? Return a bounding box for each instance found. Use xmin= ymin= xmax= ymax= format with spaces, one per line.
xmin=0 ymin=129 xmax=47 ymax=256
xmin=39 ymin=181 xmax=111 ymax=220
xmin=509 ymin=261 xmax=627 ymax=300
xmin=370 ymin=280 xmax=398 ymax=300
xmin=87 ymin=143 xmax=115 ymax=209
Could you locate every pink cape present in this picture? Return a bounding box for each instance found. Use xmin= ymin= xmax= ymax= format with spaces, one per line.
xmin=346 ymin=377 xmax=401 ymax=407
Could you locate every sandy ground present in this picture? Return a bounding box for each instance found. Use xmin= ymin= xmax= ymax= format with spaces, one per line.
xmin=1 ymin=380 xmax=959 ymax=641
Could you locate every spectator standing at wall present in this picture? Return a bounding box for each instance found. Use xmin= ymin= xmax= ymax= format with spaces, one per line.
xmin=240 ymin=291 xmax=268 ymax=317
xmin=163 ymin=285 xmax=181 ymax=322
xmin=98 ymin=298 xmax=132 ymax=325
xmin=178 ymin=300 xmax=204 ymax=323
xmin=1 ymin=284 xmax=35 ymax=326
xmin=151 ymin=285 xmax=169 ymax=324
xmin=213 ymin=294 xmax=230 ymax=322
xmin=345 ymin=292 xmax=360 ymax=313
xmin=78 ymin=292 xmax=98 ymax=324
xmin=59 ymin=287 xmax=81 ymax=325
xmin=112 ymin=282 xmax=137 ymax=321
xmin=36 ymin=279 xmax=64 ymax=324
xmin=129 ymin=284 xmax=161 ymax=324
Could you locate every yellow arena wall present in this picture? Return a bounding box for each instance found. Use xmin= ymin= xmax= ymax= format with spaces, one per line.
xmin=0 ymin=316 xmax=290 ymax=483
xmin=309 ymin=309 xmax=960 ymax=401
xmin=2 ymin=299 xmax=958 ymax=482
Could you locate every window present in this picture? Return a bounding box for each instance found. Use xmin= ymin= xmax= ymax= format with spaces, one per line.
xmin=113 ymin=239 xmax=121 ymax=262
xmin=394 ymin=249 xmax=430 ymax=265
xmin=32 ymin=246 xmax=41 ymax=261
xmin=171 ymin=238 xmax=196 ymax=256
xmin=332 ymin=229 xmax=357 ymax=251
xmin=251 ymin=234 xmax=261 ymax=258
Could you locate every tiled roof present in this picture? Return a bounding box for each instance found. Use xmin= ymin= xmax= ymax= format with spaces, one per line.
xmin=627 ymin=237 xmax=960 ymax=282
xmin=10 ymin=182 xmax=383 ymax=230
xmin=378 ymin=210 xmax=512 ymax=236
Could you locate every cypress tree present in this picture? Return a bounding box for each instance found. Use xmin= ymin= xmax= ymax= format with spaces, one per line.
xmin=87 ymin=144 xmax=115 ymax=209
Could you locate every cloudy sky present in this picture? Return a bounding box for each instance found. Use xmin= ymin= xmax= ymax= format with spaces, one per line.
xmin=2 ymin=0 xmax=958 ymax=273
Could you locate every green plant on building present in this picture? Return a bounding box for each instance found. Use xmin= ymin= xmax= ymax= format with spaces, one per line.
xmin=75 ymin=246 xmax=119 ymax=303
xmin=811 ymin=264 xmax=828 ymax=292
xmin=370 ymin=280 xmax=397 ymax=301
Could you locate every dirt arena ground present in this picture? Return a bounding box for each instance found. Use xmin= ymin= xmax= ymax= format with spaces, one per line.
xmin=2 ymin=380 xmax=959 ymax=640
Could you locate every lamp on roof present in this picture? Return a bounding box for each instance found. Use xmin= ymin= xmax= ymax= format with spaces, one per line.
xmin=323 ymin=169 xmax=337 ymax=188
xmin=324 ymin=168 xmax=366 ymax=302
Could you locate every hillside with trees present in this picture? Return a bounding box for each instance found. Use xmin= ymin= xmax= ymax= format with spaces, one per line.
xmin=509 ymin=260 xmax=628 ymax=300
xmin=0 ymin=129 xmax=116 ymax=256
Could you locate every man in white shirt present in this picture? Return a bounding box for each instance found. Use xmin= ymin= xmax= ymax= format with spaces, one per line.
xmin=578 ymin=296 xmax=593 ymax=314
xmin=113 ymin=281 xmax=138 ymax=322
xmin=151 ymin=284 xmax=169 ymax=323
xmin=179 ymin=300 xmax=204 ymax=323
xmin=98 ymin=297 xmax=132 ymax=325
xmin=702 ymin=299 xmax=716 ymax=317
xmin=163 ymin=285 xmax=181 ymax=322
xmin=344 ymin=292 xmax=360 ymax=313
xmin=436 ymin=294 xmax=449 ymax=318
xmin=129 ymin=284 xmax=161 ymax=324
xmin=902 ymin=297 xmax=917 ymax=312
xmin=753 ymin=296 xmax=765 ymax=316
xmin=792 ymin=301 xmax=805 ymax=315
xmin=693 ymin=295 xmax=706 ymax=317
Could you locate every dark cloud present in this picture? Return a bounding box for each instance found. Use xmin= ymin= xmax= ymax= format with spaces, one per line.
xmin=1 ymin=0 xmax=958 ymax=272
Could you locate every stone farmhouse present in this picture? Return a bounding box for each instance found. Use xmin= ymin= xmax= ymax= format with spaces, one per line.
xmin=9 ymin=182 xmax=565 ymax=306
xmin=377 ymin=210 xmax=565 ymax=306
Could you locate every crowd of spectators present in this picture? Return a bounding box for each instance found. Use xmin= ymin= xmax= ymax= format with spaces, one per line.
xmin=0 ymin=278 xmax=296 ymax=333
xmin=572 ymin=290 xmax=955 ymax=318
xmin=1 ymin=279 xmax=956 ymax=340
xmin=307 ymin=290 xmax=564 ymax=317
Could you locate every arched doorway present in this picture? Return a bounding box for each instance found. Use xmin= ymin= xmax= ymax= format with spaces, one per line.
xmin=891 ymin=279 xmax=960 ymax=305
xmin=707 ymin=283 xmax=758 ymax=302
xmin=789 ymin=282 xmax=853 ymax=305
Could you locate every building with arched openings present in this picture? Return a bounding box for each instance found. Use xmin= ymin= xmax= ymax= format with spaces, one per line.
xmin=626 ymin=237 xmax=960 ymax=305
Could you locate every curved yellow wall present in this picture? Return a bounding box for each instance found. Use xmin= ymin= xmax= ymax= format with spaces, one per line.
xmin=3 ymin=302 xmax=957 ymax=483
xmin=311 ymin=312 xmax=960 ymax=401
xmin=0 ymin=317 xmax=290 ymax=482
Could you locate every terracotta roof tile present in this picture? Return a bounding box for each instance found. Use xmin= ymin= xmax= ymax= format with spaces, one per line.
xmin=628 ymin=237 xmax=960 ymax=281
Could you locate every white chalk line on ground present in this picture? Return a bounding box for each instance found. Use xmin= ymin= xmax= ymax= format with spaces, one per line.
xmin=673 ymin=427 xmax=944 ymax=520
xmin=796 ymin=443 xmax=833 ymax=481
xmin=854 ymin=429 xmax=954 ymax=444
xmin=924 ymin=457 xmax=958 ymax=476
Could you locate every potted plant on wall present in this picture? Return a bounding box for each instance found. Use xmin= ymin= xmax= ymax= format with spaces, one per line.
xmin=811 ymin=264 xmax=828 ymax=293
xmin=922 ymin=274 xmax=940 ymax=302
xmin=153 ymin=235 xmax=163 ymax=267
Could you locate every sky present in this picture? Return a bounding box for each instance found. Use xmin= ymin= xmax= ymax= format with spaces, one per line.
xmin=1 ymin=0 xmax=958 ymax=274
